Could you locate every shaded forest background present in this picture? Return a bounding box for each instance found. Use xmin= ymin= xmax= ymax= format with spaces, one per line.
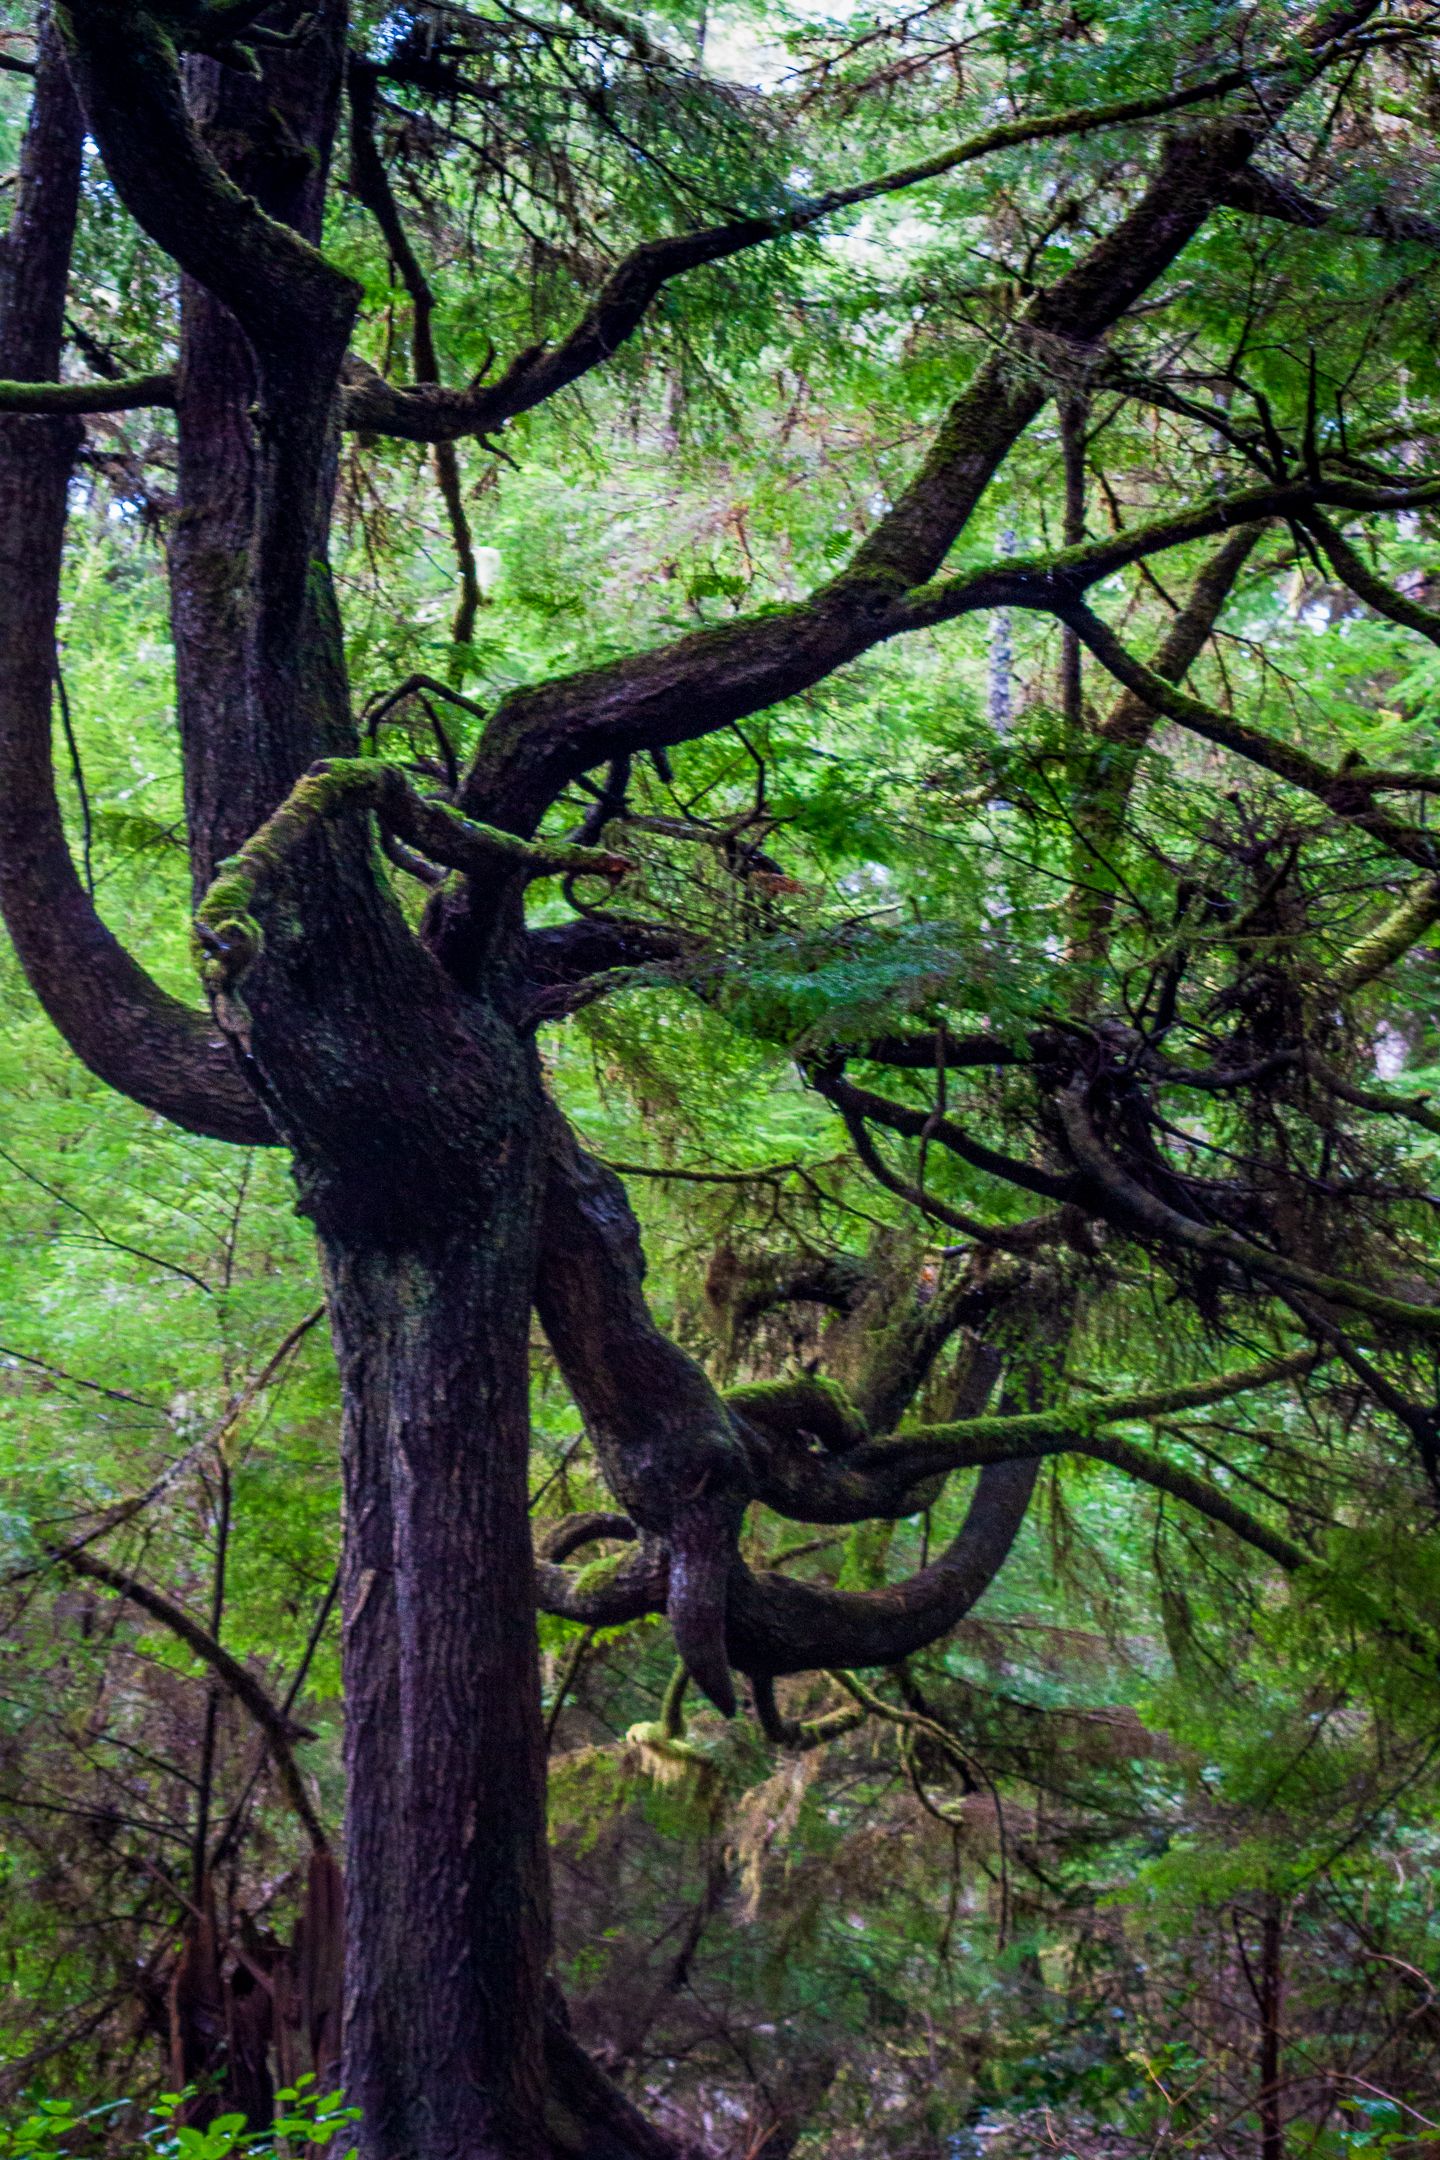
xmin=4 ymin=0 xmax=1440 ymax=2151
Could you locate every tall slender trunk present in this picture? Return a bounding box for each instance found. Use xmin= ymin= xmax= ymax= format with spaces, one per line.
xmin=1257 ymin=1894 xmax=1285 ymax=2160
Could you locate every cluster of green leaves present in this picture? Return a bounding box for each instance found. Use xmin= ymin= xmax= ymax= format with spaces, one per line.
xmin=0 ymin=2080 xmax=357 ymax=2160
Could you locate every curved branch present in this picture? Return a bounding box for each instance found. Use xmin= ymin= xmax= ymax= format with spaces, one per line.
xmin=342 ymin=70 xmax=1251 ymax=447
xmin=0 ymin=13 xmax=271 ymax=1146
xmin=538 ymin=1511 xmax=636 ymax=1564
xmin=728 ymin=1460 xmax=1041 ymax=1677
xmin=536 ymin=1123 xmax=754 ymax=1709
xmin=1058 ymin=1079 xmax=1440 ymax=1337
xmin=446 ymin=467 xmax=1435 ymax=853
xmin=58 ymin=0 xmax=356 ymax=376
xmin=57 ymin=1545 xmax=328 ymax=1851
xmin=534 ymin=1540 xmax=668 ymax=1627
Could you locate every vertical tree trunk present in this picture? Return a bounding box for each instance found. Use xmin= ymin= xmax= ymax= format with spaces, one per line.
xmin=323 ymin=1188 xmax=553 ymax=2160
xmin=73 ymin=23 xmax=563 ymax=2150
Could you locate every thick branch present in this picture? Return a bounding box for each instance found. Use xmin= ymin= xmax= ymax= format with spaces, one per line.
xmin=537 ymin=1124 xmax=753 ymax=1711
xmin=446 ymin=465 xmax=1435 ymax=853
xmin=1218 ymin=165 xmax=1440 ymax=246
xmin=1325 ymin=878 xmax=1440 ymax=993
xmin=728 ymin=1461 xmax=1040 ymax=1677
xmin=195 ymin=758 xmax=630 ymax=989
xmin=0 ymin=370 xmax=174 ymax=412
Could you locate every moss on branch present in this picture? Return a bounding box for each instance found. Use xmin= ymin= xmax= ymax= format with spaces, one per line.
xmin=193 ymin=757 xmax=630 ymax=990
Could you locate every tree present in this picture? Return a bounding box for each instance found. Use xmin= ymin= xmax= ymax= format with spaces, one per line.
xmin=2 ymin=0 xmax=1440 ymax=2151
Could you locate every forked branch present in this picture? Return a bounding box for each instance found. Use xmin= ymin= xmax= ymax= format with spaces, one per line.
xmin=194 ymin=758 xmax=630 ymax=990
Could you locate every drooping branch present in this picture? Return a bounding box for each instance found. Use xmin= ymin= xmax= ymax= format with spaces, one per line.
xmin=55 ymin=1546 xmax=328 ymax=1852
xmin=347 ymin=59 xmax=482 ymax=649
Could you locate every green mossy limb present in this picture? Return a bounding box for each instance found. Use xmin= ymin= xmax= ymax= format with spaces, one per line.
xmin=726 ymin=1375 xmax=867 ymax=1454
xmin=192 ymin=756 xmax=631 ymax=991
xmin=569 ymin=1550 xmax=629 ymax=1598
